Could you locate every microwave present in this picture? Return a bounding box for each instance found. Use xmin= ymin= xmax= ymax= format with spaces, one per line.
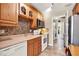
xmin=37 ymin=19 xmax=45 ymax=28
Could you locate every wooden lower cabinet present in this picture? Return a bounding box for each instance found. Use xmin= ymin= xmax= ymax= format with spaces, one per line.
xmin=27 ymin=37 xmax=41 ymax=56
xmin=33 ymin=41 xmax=39 ymax=56
xmin=27 ymin=44 xmax=34 ymax=56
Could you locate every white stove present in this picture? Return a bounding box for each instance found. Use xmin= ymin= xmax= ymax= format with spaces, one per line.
xmin=41 ymin=33 xmax=48 ymax=51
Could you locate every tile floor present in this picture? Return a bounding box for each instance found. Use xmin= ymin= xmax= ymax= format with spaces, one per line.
xmin=40 ymin=39 xmax=66 ymax=56
xmin=40 ymin=46 xmax=65 ymax=56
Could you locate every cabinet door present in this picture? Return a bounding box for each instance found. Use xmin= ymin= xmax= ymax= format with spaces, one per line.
xmin=33 ymin=39 xmax=39 ymax=56
xmin=27 ymin=44 xmax=34 ymax=56
xmin=73 ymin=4 xmax=79 ymax=14
xmin=27 ymin=40 xmax=34 ymax=56
xmin=19 ymin=3 xmax=26 ymax=16
xmin=27 ymin=37 xmax=41 ymax=56
xmin=31 ymin=11 xmax=37 ymax=28
xmin=0 ymin=3 xmax=18 ymax=24
xmin=8 ymin=4 xmax=18 ymax=22
xmin=38 ymin=37 xmax=41 ymax=54
xmin=33 ymin=37 xmax=41 ymax=56
xmin=76 ymin=4 xmax=79 ymax=13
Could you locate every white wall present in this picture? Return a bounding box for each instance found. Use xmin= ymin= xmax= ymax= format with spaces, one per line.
xmin=44 ymin=7 xmax=53 ymax=46
xmin=43 ymin=5 xmax=73 ymax=47
xmin=54 ymin=10 xmax=72 ymax=48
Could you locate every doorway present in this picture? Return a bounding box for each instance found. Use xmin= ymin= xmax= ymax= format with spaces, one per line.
xmin=53 ymin=19 xmax=58 ymax=48
xmin=53 ymin=17 xmax=66 ymax=50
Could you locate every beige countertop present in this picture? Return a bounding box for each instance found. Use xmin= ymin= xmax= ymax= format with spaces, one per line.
xmin=0 ymin=33 xmax=41 ymax=49
xmin=69 ymin=44 xmax=79 ymax=56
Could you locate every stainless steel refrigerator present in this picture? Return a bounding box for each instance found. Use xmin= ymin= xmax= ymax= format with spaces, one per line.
xmin=68 ymin=15 xmax=79 ymax=45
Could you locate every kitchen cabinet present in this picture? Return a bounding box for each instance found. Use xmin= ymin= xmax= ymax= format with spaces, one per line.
xmin=30 ymin=9 xmax=38 ymax=28
xmin=30 ymin=11 xmax=44 ymax=28
xmin=0 ymin=3 xmax=18 ymax=26
xmin=19 ymin=3 xmax=26 ymax=16
xmin=18 ymin=3 xmax=44 ymax=29
xmin=27 ymin=39 xmax=34 ymax=56
xmin=73 ymin=3 xmax=79 ymax=15
xmin=33 ymin=38 xmax=41 ymax=56
xmin=38 ymin=12 xmax=43 ymax=21
xmin=19 ymin=3 xmax=27 ymax=17
xmin=0 ymin=42 xmax=27 ymax=56
xmin=18 ymin=3 xmax=33 ymax=20
xmin=27 ymin=37 xmax=41 ymax=56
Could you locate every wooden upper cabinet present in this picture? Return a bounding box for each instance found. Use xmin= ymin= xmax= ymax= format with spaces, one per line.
xmin=33 ymin=10 xmax=38 ymax=27
xmin=38 ymin=13 xmax=40 ymax=20
xmin=30 ymin=8 xmax=38 ymax=28
xmin=18 ymin=3 xmax=33 ymax=20
xmin=75 ymin=4 xmax=79 ymax=13
xmin=19 ymin=3 xmax=27 ymax=16
xmin=73 ymin=3 xmax=79 ymax=15
xmin=18 ymin=3 xmax=27 ymax=19
xmin=37 ymin=12 xmax=43 ymax=21
xmin=0 ymin=3 xmax=18 ymax=26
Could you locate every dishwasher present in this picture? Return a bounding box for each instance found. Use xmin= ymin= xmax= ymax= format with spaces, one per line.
xmin=0 ymin=42 xmax=27 ymax=56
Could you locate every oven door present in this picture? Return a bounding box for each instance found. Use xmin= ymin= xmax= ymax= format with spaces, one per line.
xmin=41 ymin=34 xmax=48 ymax=51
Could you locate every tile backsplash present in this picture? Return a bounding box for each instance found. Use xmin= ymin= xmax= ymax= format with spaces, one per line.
xmin=0 ymin=19 xmax=30 ymax=36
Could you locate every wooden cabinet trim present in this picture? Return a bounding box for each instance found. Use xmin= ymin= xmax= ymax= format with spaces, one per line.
xmin=0 ymin=19 xmax=18 ymax=22
xmin=0 ymin=23 xmax=18 ymax=27
xmin=0 ymin=20 xmax=18 ymax=25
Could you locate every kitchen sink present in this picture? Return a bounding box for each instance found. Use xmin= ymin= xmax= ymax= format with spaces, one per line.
xmin=0 ymin=38 xmax=12 ymax=42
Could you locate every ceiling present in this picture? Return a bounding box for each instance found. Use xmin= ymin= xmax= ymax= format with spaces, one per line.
xmin=51 ymin=3 xmax=75 ymax=16
xmin=31 ymin=3 xmax=52 ymax=12
xmin=31 ymin=3 xmax=75 ymax=17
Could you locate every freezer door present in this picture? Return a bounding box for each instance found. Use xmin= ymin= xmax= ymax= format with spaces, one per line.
xmin=72 ymin=15 xmax=79 ymax=45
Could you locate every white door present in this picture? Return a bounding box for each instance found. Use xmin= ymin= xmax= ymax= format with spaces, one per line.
xmin=57 ymin=21 xmax=64 ymax=50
